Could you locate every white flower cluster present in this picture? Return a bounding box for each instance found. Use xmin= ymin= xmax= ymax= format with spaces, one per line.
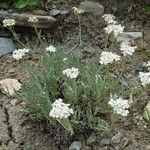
xmin=72 ymin=7 xmax=84 ymax=15
xmin=63 ymin=67 xmax=79 ymax=79
xmin=49 ymin=98 xmax=73 ymax=119
xmin=12 ymin=48 xmax=29 ymax=60
xmin=46 ymin=45 xmax=56 ymax=53
xmin=102 ymin=14 xmax=138 ymax=57
xmin=3 ymin=19 xmax=16 ymax=27
xmin=63 ymin=58 xmax=68 ymax=61
xmin=108 ymin=96 xmax=130 ymax=116
xmin=28 ymin=16 xmax=39 ymax=23
xmin=102 ymin=14 xmax=117 ymax=24
xmin=120 ymin=42 xmax=137 ymax=56
xmin=104 ymin=24 xmax=125 ymax=37
xmin=143 ymin=61 xmax=150 ymax=71
xmin=139 ymin=72 xmax=150 ymax=86
xmin=99 ymin=51 xmax=121 ymax=65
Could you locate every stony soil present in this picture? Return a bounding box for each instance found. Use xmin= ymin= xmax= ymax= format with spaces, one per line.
xmin=0 ymin=0 xmax=150 ymax=150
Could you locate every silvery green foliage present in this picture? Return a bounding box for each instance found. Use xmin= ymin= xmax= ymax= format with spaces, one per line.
xmin=17 ymin=48 xmax=120 ymax=133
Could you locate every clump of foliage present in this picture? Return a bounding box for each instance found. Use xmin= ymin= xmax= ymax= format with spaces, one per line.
xmin=6 ymin=0 xmax=38 ymax=9
xmin=15 ymin=0 xmax=38 ymax=9
xmin=17 ymin=48 xmax=121 ymax=134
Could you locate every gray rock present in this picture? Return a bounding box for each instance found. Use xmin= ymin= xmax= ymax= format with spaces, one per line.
xmin=0 ymin=37 xmax=15 ymax=57
xmin=117 ymin=32 xmax=143 ymax=42
xmin=61 ymin=10 xmax=69 ymax=15
xmin=32 ymin=10 xmax=46 ymax=15
xmin=82 ymin=145 xmax=91 ymax=150
xmin=124 ymin=32 xmax=143 ymax=39
xmin=50 ymin=9 xmax=61 ymax=16
xmin=111 ymin=132 xmax=122 ymax=144
xmin=143 ymin=101 xmax=150 ymax=121
xmin=100 ymin=138 xmax=110 ymax=146
xmin=79 ymin=1 xmax=104 ymax=16
xmin=146 ymin=145 xmax=150 ymax=150
xmin=0 ymin=2 xmax=9 ymax=9
xmin=87 ymin=134 xmax=96 ymax=144
xmin=114 ymin=145 xmax=120 ymax=150
xmin=10 ymin=99 xmax=18 ymax=106
xmin=69 ymin=141 xmax=82 ymax=150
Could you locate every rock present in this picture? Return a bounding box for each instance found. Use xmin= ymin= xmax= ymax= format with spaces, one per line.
xmin=82 ymin=145 xmax=91 ymax=150
xmin=0 ymin=10 xmax=57 ymax=28
xmin=100 ymin=138 xmax=110 ymax=146
xmin=143 ymin=101 xmax=150 ymax=121
xmin=32 ymin=10 xmax=46 ymax=15
xmin=79 ymin=1 xmax=104 ymax=16
xmin=0 ymin=37 xmax=15 ymax=57
xmin=69 ymin=141 xmax=82 ymax=150
xmin=114 ymin=145 xmax=120 ymax=150
xmin=111 ymin=132 xmax=122 ymax=144
xmin=87 ymin=134 xmax=96 ymax=144
xmin=124 ymin=32 xmax=143 ymax=39
xmin=146 ymin=145 xmax=150 ymax=150
xmin=117 ymin=32 xmax=143 ymax=42
xmin=0 ymin=2 xmax=9 ymax=9
xmin=61 ymin=10 xmax=69 ymax=15
xmin=0 ymin=78 xmax=22 ymax=96
xmin=10 ymin=99 xmax=18 ymax=106
xmin=50 ymin=9 xmax=61 ymax=16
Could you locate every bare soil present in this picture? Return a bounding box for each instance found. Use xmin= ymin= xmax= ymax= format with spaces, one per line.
xmin=0 ymin=0 xmax=150 ymax=149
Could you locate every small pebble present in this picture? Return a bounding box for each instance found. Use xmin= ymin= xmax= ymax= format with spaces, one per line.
xmin=69 ymin=141 xmax=82 ymax=150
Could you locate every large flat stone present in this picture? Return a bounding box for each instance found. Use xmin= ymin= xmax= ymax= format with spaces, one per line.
xmin=117 ymin=32 xmax=143 ymax=42
xmin=0 ymin=37 xmax=15 ymax=57
xmin=79 ymin=1 xmax=104 ymax=16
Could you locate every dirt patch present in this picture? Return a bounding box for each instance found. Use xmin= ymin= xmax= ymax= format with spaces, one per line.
xmin=0 ymin=0 xmax=150 ymax=149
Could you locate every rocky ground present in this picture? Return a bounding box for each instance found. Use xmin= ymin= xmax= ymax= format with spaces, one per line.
xmin=0 ymin=0 xmax=150 ymax=150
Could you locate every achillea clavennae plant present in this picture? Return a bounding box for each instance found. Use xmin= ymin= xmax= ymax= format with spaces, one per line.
xmin=3 ymin=18 xmax=27 ymax=48
xmin=46 ymin=45 xmax=56 ymax=52
xmin=120 ymin=42 xmax=137 ymax=56
xmin=17 ymin=47 xmax=122 ymax=134
xmin=139 ymin=72 xmax=150 ymax=86
xmin=102 ymin=14 xmax=117 ymax=24
xmin=49 ymin=98 xmax=73 ymax=119
xmin=99 ymin=51 xmax=121 ymax=65
xmin=104 ymin=24 xmax=125 ymax=37
xmin=62 ymin=67 xmax=79 ymax=79
xmin=3 ymin=19 xmax=16 ymax=27
xmin=108 ymin=95 xmax=130 ymax=116
xmin=12 ymin=48 xmax=29 ymax=60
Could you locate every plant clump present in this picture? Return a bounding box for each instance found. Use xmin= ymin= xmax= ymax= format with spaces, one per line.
xmin=17 ymin=46 xmax=122 ymax=134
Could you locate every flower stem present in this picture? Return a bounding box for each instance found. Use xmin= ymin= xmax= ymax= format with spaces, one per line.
xmin=78 ymin=15 xmax=82 ymax=47
xmin=34 ymin=26 xmax=46 ymax=47
xmin=9 ymin=27 xmax=27 ymax=48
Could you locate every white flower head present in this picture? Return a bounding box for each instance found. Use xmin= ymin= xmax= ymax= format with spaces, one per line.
xmin=120 ymin=42 xmax=137 ymax=56
xmin=143 ymin=61 xmax=150 ymax=71
xmin=99 ymin=51 xmax=121 ymax=65
xmin=49 ymin=98 xmax=73 ymax=119
xmin=63 ymin=58 xmax=68 ymax=61
xmin=109 ymin=95 xmax=130 ymax=116
xmin=104 ymin=24 xmax=124 ymax=37
xmin=102 ymin=14 xmax=117 ymax=24
xmin=28 ymin=16 xmax=39 ymax=23
xmin=3 ymin=19 xmax=16 ymax=27
xmin=46 ymin=45 xmax=56 ymax=53
xmin=12 ymin=48 xmax=29 ymax=60
xmin=63 ymin=67 xmax=79 ymax=79
xmin=139 ymin=72 xmax=150 ymax=86
xmin=72 ymin=7 xmax=84 ymax=15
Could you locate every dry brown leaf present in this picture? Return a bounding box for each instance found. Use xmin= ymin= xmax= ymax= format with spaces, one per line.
xmin=0 ymin=78 xmax=22 ymax=96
